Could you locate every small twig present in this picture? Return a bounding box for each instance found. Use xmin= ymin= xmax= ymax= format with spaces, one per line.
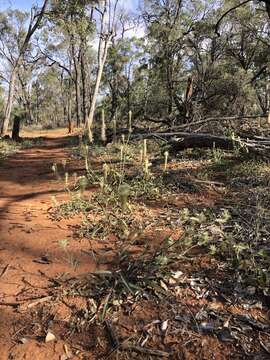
xmin=101 ymin=292 xmax=112 ymax=321
xmin=27 ymin=296 xmax=52 ymax=308
xmin=0 ymin=263 xmax=10 ymax=278
xmin=0 ymin=301 xmax=20 ymax=308
xmin=121 ymin=343 xmax=170 ymax=357
xmin=0 ymin=294 xmax=53 ymax=308
xmin=172 ymin=244 xmax=201 ymax=264
xmin=105 ymin=320 xmax=119 ymax=347
xmin=259 ymin=332 xmax=270 ymax=354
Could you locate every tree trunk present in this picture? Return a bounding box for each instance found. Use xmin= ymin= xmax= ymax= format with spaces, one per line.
xmin=166 ymin=58 xmax=174 ymax=115
xmin=81 ymin=41 xmax=87 ymax=125
xmin=0 ymin=0 xmax=49 ymax=135
xmin=87 ymin=66 xmax=103 ymax=142
xmin=101 ymin=109 xmax=107 ymax=142
xmin=75 ymin=76 xmax=81 ymax=128
xmin=67 ymin=79 xmax=73 ymax=133
xmin=1 ymin=67 xmax=17 ymax=136
xmin=109 ymin=81 xmax=118 ymax=122
xmin=73 ymin=51 xmax=81 ymax=128
xmin=12 ymin=115 xmax=21 ymax=141
xmin=265 ymin=0 xmax=270 ymax=19
xmin=86 ymin=39 xmax=110 ymax=142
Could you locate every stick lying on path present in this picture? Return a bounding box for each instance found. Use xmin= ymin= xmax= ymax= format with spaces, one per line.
xmin=104 ymin=320 xmax=170 ymax=358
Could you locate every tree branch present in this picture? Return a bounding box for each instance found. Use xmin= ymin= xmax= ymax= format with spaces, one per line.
xmin=215 ymin=0 xmax=253 ymax=36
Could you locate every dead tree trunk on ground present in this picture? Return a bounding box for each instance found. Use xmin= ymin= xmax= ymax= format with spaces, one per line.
xmin=132 ymin=131 xmax=270 ymax=157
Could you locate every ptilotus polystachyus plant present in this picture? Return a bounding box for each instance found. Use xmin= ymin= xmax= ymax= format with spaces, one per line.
xmin=139 ymin=149 xmax=143 ymax=164
xmin=78 ymin=176 xmax=87 ymax=197
xmin=113 ymin=115 xmax=117 ymax=142
xmin=119 ymin=184 xmax=131 ymax=211
xmin=103 ymin=163 xmax=109 ymax=183
xmin=128 ymin=110 xmax=132 ymax=134
xmin=101 ymin=109 xmax=107 ymax=142
xmin=62 ymin=159 xmax=67 ymax=171
xmin=73 ymin=172 xmax=78 ymax=185
xmin=164 ymin=151 xmax=169 ymax=172
xmin=144 ymin=157 xmax=151 ymax=178
xmin=120 ymin=144 xmax=124 ymax=164
xmin=52 ymin=162 xmax=61 ymax=181
xmin=84 ymin=145 xmax=90 ymax=173
xmin=143 ymin=139 xmax=147 ymax=161
xmin=65 ymin=172 xmax=69 ymax=188
xmin=51 ymin=195 xmax=58 ymax=207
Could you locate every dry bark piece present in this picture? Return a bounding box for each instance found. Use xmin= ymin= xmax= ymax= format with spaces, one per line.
xmin=0 ymin=264 xmax=10 ymax=278
xmin=45 ymin=331 xmax=56 ymax=343
xmin=19 ymin=338 xmax=28 ymax=344
xmin=27 ymin=296 xmax=52 ymax=309
xmin=161 ymin=320 xmax=169 ymax=332
xmin=33 ymin=255 xmax=51 ymax=264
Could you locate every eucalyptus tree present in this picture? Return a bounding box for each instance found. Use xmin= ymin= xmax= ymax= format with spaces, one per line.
xmin=142 ymin=0 xmax=185 ymax=117
xmin=103 ymin=10 xmax=139 ymax=123
xmin=49 ymin=0 xmax=95 ymax=127
xmin=129 ymin=0 xmax=270 ymax=125
xmin=31 ymin=66 xmax=66 ymax=128
xmin=86 ymin=0 xmax=120 ymax=142
xmin=17 ymin=61 xmax=37 ymax=124
xmin=140 ymin=0 xmax=215 ymax=123
xmin=215 ymin=0 xmax=270 ymax=35
xmin=0 ymin=0 xmax=49 ymax=136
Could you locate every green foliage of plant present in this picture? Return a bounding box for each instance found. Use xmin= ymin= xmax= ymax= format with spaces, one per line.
xmin=21 ymin=138 xmax=43 ymax=149
xmin=51 ymin=139 xmax=171 ymax=243
xmin=59 ymin=239 xmax=80 ymax=269
xmin=0 ymin=139 xmax=19 ymax=160
xmin=211 ymin=144 xmax=225 ymax=164
xmin=62 ymin=234 xmax=187 ymax=312
xmin=51 ymin=195 xmax=92 ymax=220
xmin=179 ymin=196 xmax=270 ymax=291
xmin=229 ymin=159 xmax=270 ymax=179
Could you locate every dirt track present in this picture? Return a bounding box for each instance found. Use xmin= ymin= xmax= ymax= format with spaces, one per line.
xmin=0 ymin=130 xmax=96 ymax=359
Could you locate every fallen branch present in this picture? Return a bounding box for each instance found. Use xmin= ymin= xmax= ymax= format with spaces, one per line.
xmin=121 ymin=343 xmax=170 ymax=357
xmin=0 ymin=264 xmax=10 ymax=278
xmin=27 ymin=296 xmax=52 ymax=308
xmin=173 ymin=114 xmax=268 ymax=130
xmin=0 ymin=295 xmax=53 ymax=308
xmin=131 ymin=131 xmax=270 ymax=157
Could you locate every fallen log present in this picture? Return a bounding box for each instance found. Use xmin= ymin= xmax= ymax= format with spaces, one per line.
xmin=169 ymin=134 xmax=235 ymax=152
xmin=131 ymin=131 xmax=270 ymax=157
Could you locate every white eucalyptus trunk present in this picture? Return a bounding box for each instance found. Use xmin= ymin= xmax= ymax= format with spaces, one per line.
xmin=1 ymin=66 xmax=17 ymax=136
xmin=86 ymin=39 xmax=110 ymax=142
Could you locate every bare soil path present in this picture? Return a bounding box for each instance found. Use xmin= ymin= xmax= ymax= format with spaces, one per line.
xmin=0 ymin=130 xmax=95 ymax=359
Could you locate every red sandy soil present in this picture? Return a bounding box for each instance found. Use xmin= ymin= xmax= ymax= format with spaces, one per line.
xmin=0 ymin=130 xmax=98 ymax=359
